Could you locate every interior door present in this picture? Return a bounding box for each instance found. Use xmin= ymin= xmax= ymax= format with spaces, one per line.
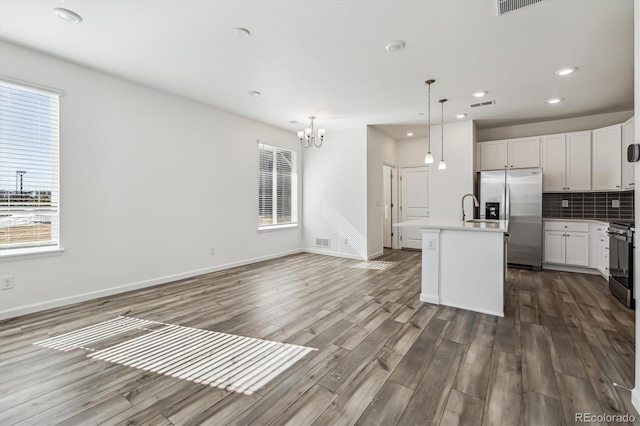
xmin=383 ymin=165 xmax=393 ymax=249
xmin=400 ymin=166 xmax=429 ymax=249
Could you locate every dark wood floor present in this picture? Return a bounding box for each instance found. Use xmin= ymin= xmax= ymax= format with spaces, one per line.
xmin=0 ymin=249 xmax=637 ymax=425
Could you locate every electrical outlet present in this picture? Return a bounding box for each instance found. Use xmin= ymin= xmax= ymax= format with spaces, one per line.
xmin=562 ymin=200 xmax=569 ymax=208
xmin=1 ymin=276 xmax=14 ymax=290
xmin=210 ymin=247 xmax=216 ymax=255
xmin=427 ymin=239 xmax=436 ymax=250
xmin=612 ymin=200 xmax=620 ymax=208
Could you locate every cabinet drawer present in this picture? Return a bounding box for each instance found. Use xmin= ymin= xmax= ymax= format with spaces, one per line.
xmin=596 ymin=223 xmax=609 ymax=236
xmin=544 ymin=221 xmax=589 ymax=232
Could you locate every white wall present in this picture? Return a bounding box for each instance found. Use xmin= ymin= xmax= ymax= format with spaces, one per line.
xmin=0 ymin=42 xmax=302 ymax=318
xmin=302 ymin=126 xmax=368 ymax=260
xmin=397 ymin=121 xmax=476 ymax=221
xmin=477 ymin=110 xmax=634 ymax=142
xmin=366 ymin=126 xmax=398 ymax=258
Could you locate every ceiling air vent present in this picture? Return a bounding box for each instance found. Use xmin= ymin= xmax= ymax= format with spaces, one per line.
xmin=497 ymin=0 xmax=543 ymax=16
xmin=470 ymin=100 xmax=496 ymax=108
xmin=315 ymin=238 xmax=331 ymax=248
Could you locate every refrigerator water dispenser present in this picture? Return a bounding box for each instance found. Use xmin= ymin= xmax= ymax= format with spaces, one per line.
xmin=486 ymin=202 xmax=500 ymax=220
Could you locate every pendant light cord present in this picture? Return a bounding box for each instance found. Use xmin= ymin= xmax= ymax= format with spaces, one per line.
xmin=441 ymin=100 xmax=444 ymax=160
xmin=427 ymin=83 xmax=431 ymax=153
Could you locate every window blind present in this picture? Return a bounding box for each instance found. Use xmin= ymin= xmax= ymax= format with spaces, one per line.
xmin=258 ymin=142 xmax=297 ymax=227
xmin=0 ymin=79 xmax=60 ymax=250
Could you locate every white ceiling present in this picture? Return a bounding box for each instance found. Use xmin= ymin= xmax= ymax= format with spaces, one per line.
xmin=0 ymin=1 xmax=634 ymax=141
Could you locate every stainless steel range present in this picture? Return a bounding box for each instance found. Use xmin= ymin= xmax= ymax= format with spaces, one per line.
xmin=608 ymin=221 xmax=634 ymax=308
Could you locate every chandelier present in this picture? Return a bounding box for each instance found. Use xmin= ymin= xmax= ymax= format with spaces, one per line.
xmin=298 ymin=116 xmax=325 ymax=148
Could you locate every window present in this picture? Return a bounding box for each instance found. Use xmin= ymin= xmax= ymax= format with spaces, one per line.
xmin=258 ymin=142 xmax=298 ymax=228
xmin=0 ymin=79 xmax=61 ymax=252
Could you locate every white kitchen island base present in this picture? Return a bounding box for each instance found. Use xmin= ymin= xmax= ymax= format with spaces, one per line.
xmin=421 ymin=228 xmax=505 ymax=316
xmin=396 ymin=219 xmax=508 ymax=317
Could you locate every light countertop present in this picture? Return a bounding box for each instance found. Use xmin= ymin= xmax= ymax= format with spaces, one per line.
xmin=394 ymin=219 xmax=509 ymax=233
xmin=543 ymin=217 xmax=610 ymax=225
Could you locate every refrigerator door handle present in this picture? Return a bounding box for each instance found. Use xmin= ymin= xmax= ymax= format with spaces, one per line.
xmin=501 ymin=184 xmax=506 ymax=220
xmin=506 ymin=184 xmax=511 ymax=221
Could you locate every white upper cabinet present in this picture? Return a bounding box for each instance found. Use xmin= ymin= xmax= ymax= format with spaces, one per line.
xmin=565 ymin=131 xmax=592 ymax=191
xmin=478 ymin=137 xmax=539 ymax=171
xmin=508 ymin=137 xmax=540 ymax=169
xmin=479 ymin=140 xmax=508 ymax=170
xmin=622 ymin=117 xmax=635 ymax=189
xmin=592 ymin=124 xmax=622 ymax=190
xmin=541 ymin=132 xmax=590 ymax=192
xmin=541 ymin=134 xmax=566 ymax=192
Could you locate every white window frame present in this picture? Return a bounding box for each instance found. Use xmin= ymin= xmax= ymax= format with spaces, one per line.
xmin=258 ymin=141 xmax=298 ymax=230
xmin=0 ymin=77 xmax=63 ymax=258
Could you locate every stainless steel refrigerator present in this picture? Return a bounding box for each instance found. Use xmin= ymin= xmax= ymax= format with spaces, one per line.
xmin=479 ymin=168 xmax=542 ymax=269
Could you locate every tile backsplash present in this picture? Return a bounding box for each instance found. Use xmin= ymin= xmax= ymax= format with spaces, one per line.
xmin=542 ymin=191 xmax=634 ymax=220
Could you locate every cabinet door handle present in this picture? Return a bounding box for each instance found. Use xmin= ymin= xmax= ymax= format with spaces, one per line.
xmin=616 ymin=185 xmax=621 ymax=188
xmin=567 ymin=187 xmax=570 ymax=190
xmin=600 ymin=238 xmax=604 ymax=241
xmin=630 ymin=183 xmax=635 ymax=186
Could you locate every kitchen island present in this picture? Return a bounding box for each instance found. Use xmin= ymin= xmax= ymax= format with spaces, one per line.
xmin=395 ymin=219 xmax=509 ymax=317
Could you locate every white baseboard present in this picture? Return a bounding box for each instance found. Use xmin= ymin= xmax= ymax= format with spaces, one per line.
xmin=632 ymin=388 xmax=640 ymax=413
xmin=367 ymin=251 xmax=384 ymax=260
xmin=0 ymin=248 xmax=303 ymax=320
xmin=440 ymin=301 xmax=504 ymax=318
xmin=302 ymin=248 xmax=367 ymax=261
xmin=420 ymin=293 xmax=440 ymax=305
xmin=542 ymin=263 xmax=602 ymax=276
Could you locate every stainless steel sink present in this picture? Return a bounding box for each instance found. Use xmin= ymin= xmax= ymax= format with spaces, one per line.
xmin=465 ymin=219 xmax=500 ymax=224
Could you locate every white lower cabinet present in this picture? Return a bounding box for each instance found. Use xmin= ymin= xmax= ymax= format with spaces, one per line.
xmin=564 ymin=232 xmax=589 ymax=267
xmin=594 ymin=224 xmax=609 ymax=280
xmin=544 ymin=231 xmax=565 ymax=264
xmin=544 ymin=220 xmax=609 ymax=279
xmin=544 ymin=230 xmax=589 ymax=267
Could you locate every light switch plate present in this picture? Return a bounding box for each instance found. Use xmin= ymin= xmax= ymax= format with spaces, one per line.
xmin=562 ymin=200 xmax=569 ymax=208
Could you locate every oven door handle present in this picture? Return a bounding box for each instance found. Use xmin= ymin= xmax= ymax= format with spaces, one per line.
xmin=607 ymin=233 xmax=632 ymax=242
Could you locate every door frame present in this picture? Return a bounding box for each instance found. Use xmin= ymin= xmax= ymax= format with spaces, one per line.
xmin=382 ymin=162 xmax=399 ymax=250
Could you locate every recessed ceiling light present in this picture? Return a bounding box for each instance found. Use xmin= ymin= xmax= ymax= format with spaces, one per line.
xmin=547 ymin=97 xmax=563 ymax=104
xmin=234 ymin=28 xmax=251 ymax=38
xmin=555 ymin=67 xmax=576 ymax=76
xmin=455 ymin=114 xmax=467 ymax=119
xmin=385 ymin=40 xmax=406 ymax=53
xmin=472 ymin=91 xmax=487 ymax=98
xmin=406 ymin=132 xmax=414 ymax=137
xmin=248 ymin=91 xmax=261 ymax=97
xmin=54 ymin=8 xmax=83 ymax=23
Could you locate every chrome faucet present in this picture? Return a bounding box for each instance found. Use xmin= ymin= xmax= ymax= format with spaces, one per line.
xmin=461 ymin=193 xmax=480 ymax=221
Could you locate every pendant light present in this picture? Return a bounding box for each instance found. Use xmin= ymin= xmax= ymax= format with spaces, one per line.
xmin=438 ymin=98 xmax=447 ymax=170
xmin=424 ymin=79 xmax=435 ymax=164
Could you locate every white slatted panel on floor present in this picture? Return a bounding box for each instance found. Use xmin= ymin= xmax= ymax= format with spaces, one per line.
xmin=33 ymin=316 xmax=316 ymax=395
